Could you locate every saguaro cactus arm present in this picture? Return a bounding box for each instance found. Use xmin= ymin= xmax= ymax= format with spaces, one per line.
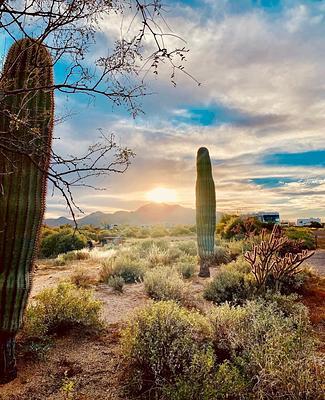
xmin=0 ymin=38 xmax=54 ymax=383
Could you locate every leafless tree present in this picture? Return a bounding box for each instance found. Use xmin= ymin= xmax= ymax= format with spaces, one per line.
xmin=0 ymin=0 xmax=195 ymax=222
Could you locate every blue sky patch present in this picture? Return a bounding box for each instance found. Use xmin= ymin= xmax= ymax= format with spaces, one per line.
xmin=264 ymin=150 xmax=325 ymax=167
xmin=251 ymin=177 xmax=298 ymax=188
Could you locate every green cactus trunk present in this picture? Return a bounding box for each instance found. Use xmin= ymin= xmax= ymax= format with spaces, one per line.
xmin=196 ymin=147 xmax=216 ymax=277
xmin=0 ymin=39 xmax=54 ymax=383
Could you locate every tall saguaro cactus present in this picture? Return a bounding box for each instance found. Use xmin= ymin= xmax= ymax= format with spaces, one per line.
xmin=196 ymin=147 xmax=216 ymax=277
xmin=0 ymin=39 xmax=54 ymax=383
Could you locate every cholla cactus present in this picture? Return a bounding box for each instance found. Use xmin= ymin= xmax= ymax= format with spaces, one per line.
xmin=0 ymin=39 xmax=54 ymax=383
xmin=196 ymin=147 xmax=216 ymax=277
xmin=244 ymin=225 xmax=314 ymax=291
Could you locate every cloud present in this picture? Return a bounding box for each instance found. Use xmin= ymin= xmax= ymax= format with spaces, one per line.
xmin=46 ymin=1 xmax=325 ymax=221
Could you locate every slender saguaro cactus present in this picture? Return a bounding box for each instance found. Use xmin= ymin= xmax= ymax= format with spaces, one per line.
xmin=196 ymin=147 xmax=216 ymax=277
xmin=0 ymin=39 xmax=54 ymax=383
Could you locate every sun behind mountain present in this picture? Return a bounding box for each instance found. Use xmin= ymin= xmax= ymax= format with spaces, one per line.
xmin=146 ymin=187 xmax=178 ymax=203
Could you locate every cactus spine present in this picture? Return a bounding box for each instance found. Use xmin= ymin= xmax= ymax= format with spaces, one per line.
xmin=0 ymin=39 xmax=54 ymax=383
xmin=196 ymin=147 xmax=216 ymax=277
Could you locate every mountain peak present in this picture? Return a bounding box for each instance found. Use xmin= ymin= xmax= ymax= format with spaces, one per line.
xmin=45 ymin=203 xmax=195 ymax=227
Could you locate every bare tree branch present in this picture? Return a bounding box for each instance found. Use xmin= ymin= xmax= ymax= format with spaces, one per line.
xmin=0 ymin=0 xmax=194 ymax=224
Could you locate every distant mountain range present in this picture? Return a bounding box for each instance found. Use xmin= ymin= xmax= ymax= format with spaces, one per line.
xmin=45 ymin=203 xmax=197 ymax=227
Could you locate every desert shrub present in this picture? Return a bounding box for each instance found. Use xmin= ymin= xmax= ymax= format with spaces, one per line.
xmin=150 ymin=225 xmax=169 ymax=238
xmin=204 ymin=260 xmax=255 ymax=305
xmin=284 ymin=227 xmax=316 ymax=250
xmin=100 ymin=252 xmax=145 ymax=283
xmin=225 ymin=239 xmax=247 ymax=258
xmin=107 ymin=276 xmax=125 ymax=293
xmin=136 ymin=239 xmax=170 ymax=255
xmin=122 ymin=297 xmax=322 ymax=399
xmin=213 ymin=245 xmax=231 ymax=265
xmin=58 ymin=250 xmax=90 ymax=263
xmin=266 ymin=265 xmax=317 ymax=294
xmin=23 ymin=282 xmax=103 ymax=339
xmin=214 ymin=361 xmax=249 ymax=399
xmin=220 ymin=215 xmax=263 ymax=240
xmin=70 ymin=267 xmax=96 ymax=288
xmin=176 ymin=257 xmax=197 ymax=279
xmin=121 ymin=301 xmax=214 ymax=399
xmin=145 ymin=244 xmax=172 ymax=267
xmin=278 ymin=238 xmax=306 ymax=256
xmin=120 ymin=226 xmax=151 ymax=238
xmin=168 ymin=225 xmax=192 ymax=236
xmin=143 ymin=267 xmax=189 ymax=302
xmin=209 ymin=298 xmax=323 ymax=399
xmin=40 ymin=229 xmax=87 ymax=258
xmin=175 ymin=240 xmax=197 ymax=256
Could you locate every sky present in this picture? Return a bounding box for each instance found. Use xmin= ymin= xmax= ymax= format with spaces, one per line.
xmin=3 ymin=0 xmax=325 ymax=221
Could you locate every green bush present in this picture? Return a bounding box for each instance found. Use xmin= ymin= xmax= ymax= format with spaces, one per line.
xmin=121 ymin=301 xmax=214 ymax=398
xmin=100 ymin=252 xmax=145 ymax=283
xmin=150 ymin=225 xmax=169 ymax=238
xmin=143 ymin=267 xmax=189 ymax=302
xmin=219 ymin=215 xmax=263 ymax=240
xmin=107 ymin=276 xmax=125 ymax=293
xmin=176 ymin=257 xmax=197 ymax=279
xmin=122 ymin=298 xmax=323 ymax=400
xmin=168 ymin=225 xmax=193 ymax=236
xmin=284 ymin=227 xmax=316 ymax=250
xmin=40 ymin=228 xmax=87 ymax=258
xmin=58 ymin=250 xmax=90 ymax=263
xmin=224 ymin=239 xmax=248 ymax=258
xmin=266 ymin=265 xmax=317 ymax=294
xmin=204 ymin=259 xmax=255 ymax=305
xmin=209 ymin=298 xmax=323 ymax=399
xmin=23 ymin=283 xmax=103 ymax=339
xmin=175 ymin=240 xmax=197 ymax=256
xmin=213 ymin=245 xmax=231 ymax=265
xmin=214 ymin=361 xmax=248 ymax=399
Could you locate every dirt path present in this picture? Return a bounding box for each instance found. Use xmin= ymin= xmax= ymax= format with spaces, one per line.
xmin=305 ymin=250 xmax=325 ymax=276
xmin=30 ymin=255 xmax=211 ymax=326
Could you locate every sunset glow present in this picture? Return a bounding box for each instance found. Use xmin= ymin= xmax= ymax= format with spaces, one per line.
xmin=146 ymin=187 xmax=178 ymax=203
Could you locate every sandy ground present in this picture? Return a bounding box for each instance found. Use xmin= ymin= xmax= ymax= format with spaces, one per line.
xmin=0 ymin=327 xmax=125 ymax=400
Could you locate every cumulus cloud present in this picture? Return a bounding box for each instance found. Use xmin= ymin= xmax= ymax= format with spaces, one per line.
xmin=47 ymin=1 xmax=325 ymax=221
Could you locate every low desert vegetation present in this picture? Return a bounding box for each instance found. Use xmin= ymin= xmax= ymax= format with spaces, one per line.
xmin=23 ymin=282 xmax=104 ymax=340
xmin=121 ymin=298 xmax=323 ymax=400
xmin=100 ymin=250 xmax=145 ymax=283
xmin=7 ymin=222 xmax=323 ymax=399
xmin=69 ymin=266 xmax=97 ymax=288
xmin=40 ymin=227 xmax=88 ymax=258
xmin=107 ymin=275 xmax=125 ymax=293
xmin=204 ymin=257 xmax=256 ymax=305
xmin=143 ymin=267 xmax=190 ymax=303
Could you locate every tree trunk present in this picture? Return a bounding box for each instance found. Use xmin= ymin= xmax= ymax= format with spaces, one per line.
xmin=198 ymin=258 xmax=211 ymax=278
xmin=0 ymin=333 xmax=17 ymax=384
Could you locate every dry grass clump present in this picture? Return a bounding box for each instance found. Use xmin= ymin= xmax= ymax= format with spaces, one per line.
xmin=70 ymin=266 xmax=97 ymax=288
xmin=100 ymin=250 xmax=145 ymax=284
xmin=23 ymin=282 xmax=104 ymax=340
xmin=143 ymin=267 xmax=190 ymax=303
